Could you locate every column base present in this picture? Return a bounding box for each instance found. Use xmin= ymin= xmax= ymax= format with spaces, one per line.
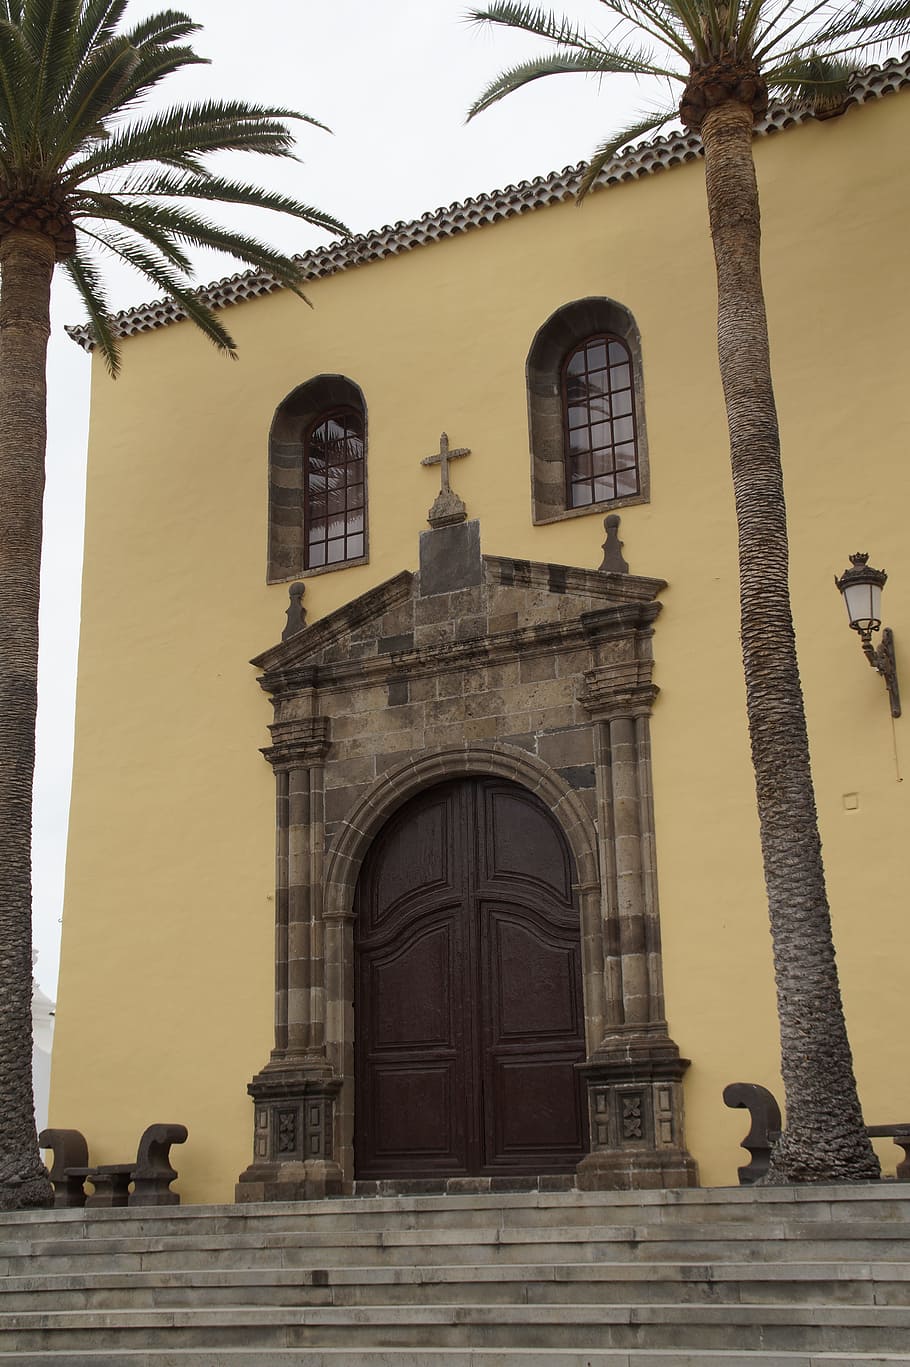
xmin=235 ymin=1158 xmax=343 ymax=1203
xmin=576 ymin=1147 xmax=698 ymax=1190
xmin=576 ymin=1027 xmax=699 ymax=1191
xmin=235 ymin=1056 xmax=343 ymax=1203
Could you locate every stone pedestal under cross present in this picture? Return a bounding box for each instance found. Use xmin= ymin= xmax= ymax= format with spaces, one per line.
xmin=422 ymin=432 xmax=471 ymax=528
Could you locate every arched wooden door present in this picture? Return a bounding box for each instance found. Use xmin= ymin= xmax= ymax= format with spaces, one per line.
xmin=354 ymin=777 xmax=588 ymax=1179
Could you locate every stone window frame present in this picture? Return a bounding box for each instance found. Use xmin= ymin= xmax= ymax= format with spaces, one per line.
xmin=527 ymin=298 xmax=649 ymax=525
xmin=267 ymin=374 xmax=369 ymax=583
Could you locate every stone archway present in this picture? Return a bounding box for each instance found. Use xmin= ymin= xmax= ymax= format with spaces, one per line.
xmin=323 ymin=744 xmax=605 ymax=1186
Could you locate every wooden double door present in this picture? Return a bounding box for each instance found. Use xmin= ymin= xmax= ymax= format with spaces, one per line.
xmin=354 ymin=777 xmax=589 ymax=1179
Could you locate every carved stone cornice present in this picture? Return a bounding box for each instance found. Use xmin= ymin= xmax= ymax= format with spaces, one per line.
xmin=580 ymin=600 xmax=662 ymax=641
xmin=262 ymin=716 xmax=331 ymax=770
xmin=485 ymin=557 xmax=666 ymax=604
xmin=580 ymin=664 xmax=659 ymax=721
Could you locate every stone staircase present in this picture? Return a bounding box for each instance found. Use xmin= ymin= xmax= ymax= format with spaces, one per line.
xmin=1 ymin=1183 xmax=909 ymax=1364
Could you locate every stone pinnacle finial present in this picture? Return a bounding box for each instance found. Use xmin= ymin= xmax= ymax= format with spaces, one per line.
xmin=281 ymin=582 xmax=307 ymax=641
xmin=599 ymin=514 xmax=629 ymax=574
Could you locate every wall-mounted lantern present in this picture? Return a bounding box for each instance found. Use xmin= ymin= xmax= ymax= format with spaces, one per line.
xmin=834 ymin=553 xmax=900 ymax=718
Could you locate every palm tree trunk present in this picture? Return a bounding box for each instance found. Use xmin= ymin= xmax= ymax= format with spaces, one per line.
xmin=699 ymin=102 xmax=879 ymax=1183
xmin=0 ymin=229 xmax=56 ymax=1209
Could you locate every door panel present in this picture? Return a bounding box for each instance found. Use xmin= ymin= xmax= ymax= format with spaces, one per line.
xmin=488 ymin=913 xmax=581 ymax=1040
xmin=483 ymin=785 xmax=573 ymax=901
xmin=355 ymin=778 xmax=587 ymax=1178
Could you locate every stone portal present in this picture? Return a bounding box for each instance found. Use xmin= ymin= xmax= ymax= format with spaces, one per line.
xmin=236 ymin=518 xmax=697 ymax=1201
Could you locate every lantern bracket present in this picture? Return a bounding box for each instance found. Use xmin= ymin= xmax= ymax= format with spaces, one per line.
xmin=860 ymin=626 xmax=901 ymax=719
xmin=835 ymin=553 xmax=901 ymax=720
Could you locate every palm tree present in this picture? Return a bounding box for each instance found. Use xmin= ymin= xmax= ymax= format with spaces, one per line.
xmin=0 ymin=0 xmax=346 ymax=1211
xmin=468 ymin=0 xmax=910 ymax=1184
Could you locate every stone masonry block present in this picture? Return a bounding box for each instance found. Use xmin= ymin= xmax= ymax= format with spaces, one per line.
xmin=324 ymin=756 xmax=377 ymax=790
xmin=556 ymin=647 xmax=593 ymax=678
xmin=454 ymin=615 xmax=486 ymax=642
xmin=559 ymin=763 xmax=597 ymax=789
xmin=499 ymin=732 xmax=538 ymax=753
xmin=537 ymin=726 xmax=596 ymax=769
xmin=464 ymin=716 xmax=503 ymax=740
xmin=408 ymin=674 xmax=437 ymax=702
xmin=425 ymin=696 xmax=469 ymax=727
xmin=415 ymin=593 xmax=453 ymax=625
xmin=436 ymin=669 xmax=465 ymax=698
xmin=414 ymin=621 xmax=455 ymax=648
xmin=465 ymin=690 xmax=505 ymax=719
xmin=530 ymin=703 xmax=579 ymax=732
xmin=520 ymin=653 xmax=557 ymax=683
xmin=520 ymin=677 xmax=574 ymax=712
xmin=324 ymin=783 xmax=371 ymax=825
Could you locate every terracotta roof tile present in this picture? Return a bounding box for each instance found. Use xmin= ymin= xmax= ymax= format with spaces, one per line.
xmin=66 ymin=53 xmax=910 ymax=352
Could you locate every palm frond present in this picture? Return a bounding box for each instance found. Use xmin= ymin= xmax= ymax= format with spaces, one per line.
xmin=79 ymin=222 xmax=241 ymax=354
xmin=0 ymin=17 xmax=28 ymax=160
xmin=755 ymin=0 xmax=857 ymax=57
xmin=467 ymin=3 xmax=593 ymax=46
xmin=70 ymin=0 xmax=130 ymax=64
xmin=62 ymin=243 xmax=120 ymax=373
xmin=471 ymin=0 xmax=695 ymax=66
xmin=467 ymin=47 xmax=677 ymax=121
xmin=126 ymin=8 xmax=199 ymax=47
xmin=766 ymin=49 xmax=856 ymax=111
xmin=803 ymin=0 xmax=910 ymax=47
xmin=608 ymin=0 xmax=700 ymax=60
xmin=77 ymin=190 xmax=195 ymax=269
xmin=576 ymin=101 xmax=681 ymax=197
xmin=103 ymin=170 xmax=348 ymax=237
xmin=90 ymin=42 xmax=208 ymax=119
xmin=50 ymin=34 xmax=210 ymax=158
xmin=22 ymin=0 xmax=82 ymax=146
xmin=76 ymin=191 xmax=326 ymax=288
xmin=46 ymin=38 xmax=139 ymax=163
xmin=61 ymin=99 xmax=323 ymax=182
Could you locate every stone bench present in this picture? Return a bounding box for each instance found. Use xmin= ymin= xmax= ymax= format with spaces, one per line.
xmin=723 ymin=1083 xmax=910 ymax=1183
xmin=35 ymin=1128 xmax=89 ymax=1208
xmin=39 ymin=1123 xmax=188 ymax=1208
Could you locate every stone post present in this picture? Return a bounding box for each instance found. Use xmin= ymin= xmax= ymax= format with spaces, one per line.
xmin=575 ymin=604 xmax=698 ymax=1190
xmin=236 ymin=707 xmax=343 ymax=1203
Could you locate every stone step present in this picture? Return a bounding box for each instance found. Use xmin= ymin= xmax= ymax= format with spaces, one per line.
xmin=4 ymin=1302 xmax=910 ymax=1353
xmin=2 ymin=1186 xmax=908 ymax=1244
xmin=2 ymin=1261 xmax=910 ymax=1312
xmin=4 ymin=1224 xmax=910 ymax=1279
xmin=3 ymin=1351 xmax=910 ymax=1366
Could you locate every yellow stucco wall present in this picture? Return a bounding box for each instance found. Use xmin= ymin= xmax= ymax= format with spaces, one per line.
xmin=52 ymin=90 xmax=910 ymax=1203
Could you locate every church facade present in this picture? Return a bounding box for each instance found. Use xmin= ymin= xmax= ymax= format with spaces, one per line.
xmin=51 ymin=60 xmax=910 ymax=1204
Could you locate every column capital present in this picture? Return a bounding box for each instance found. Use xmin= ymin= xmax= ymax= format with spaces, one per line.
xmin=262 ymin=716 xmax=331 ymax=770
xmin=580 ymin=666 xmax=658 ymax=721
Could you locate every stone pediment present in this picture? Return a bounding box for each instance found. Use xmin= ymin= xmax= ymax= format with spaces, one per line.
xmin=253 ymin=523 xmax=665 ymax=698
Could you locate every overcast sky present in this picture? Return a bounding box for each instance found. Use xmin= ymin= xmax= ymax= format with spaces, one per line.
xmin=32 ymin=0 xmax=664 ymax=995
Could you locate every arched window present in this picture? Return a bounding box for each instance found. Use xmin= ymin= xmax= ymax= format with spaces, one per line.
xmin=268 ymin=375 xmax=368 ymax=581
xmin=563 ymin=334 xmax=639 ymax=510
xmin=527 ymin=299 xmax=648 ymax=524
xmin=304 ymin=407 xmax=365 ymax=568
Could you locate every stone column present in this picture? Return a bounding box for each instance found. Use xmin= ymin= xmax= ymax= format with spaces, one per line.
xmin=575 ymin=604 xmax=697 ymax=1190
xmin=236 ymin=710 xmax=343 ymax=1203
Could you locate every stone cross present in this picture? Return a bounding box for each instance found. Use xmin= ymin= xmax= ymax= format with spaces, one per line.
xmin=422 ymin=431 xmax=471 ymax=528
